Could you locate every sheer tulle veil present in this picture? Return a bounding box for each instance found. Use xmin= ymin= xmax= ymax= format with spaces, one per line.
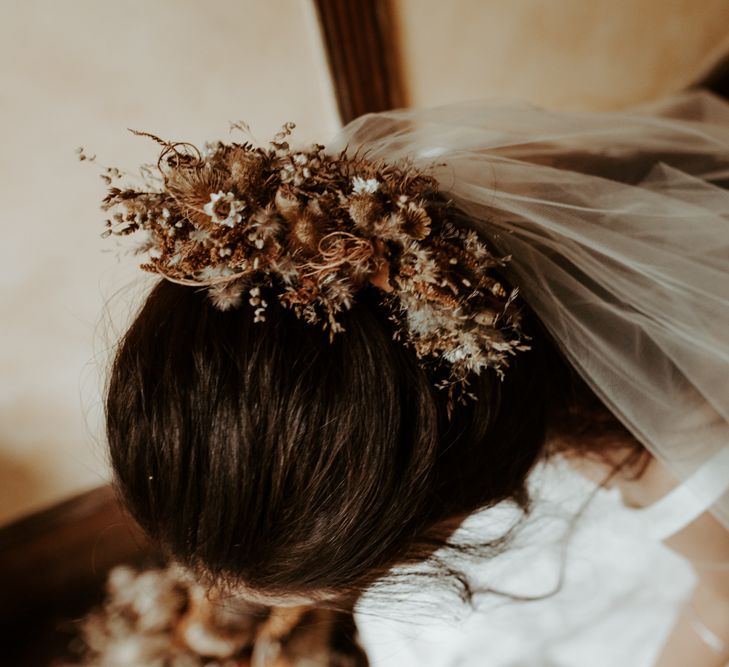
xmin=329 ymin=90 xmax=729 ymax=531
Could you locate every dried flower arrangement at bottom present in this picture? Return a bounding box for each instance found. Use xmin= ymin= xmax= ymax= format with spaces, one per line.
xmin=56 ymin=563 xmax=368 ymax=667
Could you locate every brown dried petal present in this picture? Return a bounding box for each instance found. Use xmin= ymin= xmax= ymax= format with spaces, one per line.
xmin=400 ymin=204 xmax=431 ymax=240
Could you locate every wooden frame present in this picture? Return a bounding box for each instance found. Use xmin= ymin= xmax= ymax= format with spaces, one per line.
xmin=1 ymin=485 xmax=154 ymax=664
xmin=313 ymin=0 xmax=405 ymax=124
xmin=704 ymin=53 xmax=729 ymax=100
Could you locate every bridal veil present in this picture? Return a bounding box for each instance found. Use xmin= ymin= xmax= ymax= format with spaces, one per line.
xmin=329 ymin=90 xmax=729 ymax=531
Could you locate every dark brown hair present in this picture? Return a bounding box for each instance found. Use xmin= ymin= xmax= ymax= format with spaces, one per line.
xmin=105 ymin=276 xmax=642 ymax=602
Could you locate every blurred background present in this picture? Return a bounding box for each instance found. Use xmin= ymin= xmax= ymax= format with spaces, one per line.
xmin=2 ymin=0 xmax=729 ymax=664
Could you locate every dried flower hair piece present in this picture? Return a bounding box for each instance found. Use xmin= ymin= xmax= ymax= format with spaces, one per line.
xmin=85 ymin=122 xmax=529 ymax=398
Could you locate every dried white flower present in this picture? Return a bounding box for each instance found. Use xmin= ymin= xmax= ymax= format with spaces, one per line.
xmin=352 ymin=176 xmax=380 ymax=195
xmin=203 ymin=191 xmax=244 ymax=227
xmin=443 ymin=346 xmax=469 ymax=364
xmin=195 ymin=265 xmax=236 ymax=281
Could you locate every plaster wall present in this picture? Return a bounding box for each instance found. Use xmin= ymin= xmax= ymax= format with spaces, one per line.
xmin=392 ymin=0 xmax=729 ymax=110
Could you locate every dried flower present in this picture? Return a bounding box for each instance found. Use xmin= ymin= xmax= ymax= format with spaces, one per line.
xmin=352 ymin=176 xmax=380 ymax=194
xmin=203 ymin=191 xmax=244 ymax=227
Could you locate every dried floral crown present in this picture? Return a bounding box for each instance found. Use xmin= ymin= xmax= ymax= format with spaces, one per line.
xmin=84 ymin=121 xmax=529 ymax=396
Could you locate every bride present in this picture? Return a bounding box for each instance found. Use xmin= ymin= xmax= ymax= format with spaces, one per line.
xmin=97 ymin=88 xmax=729 ymax=666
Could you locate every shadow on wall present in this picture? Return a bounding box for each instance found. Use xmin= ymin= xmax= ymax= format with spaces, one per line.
xmin=0 ymin=450 xmax=54 ymax=521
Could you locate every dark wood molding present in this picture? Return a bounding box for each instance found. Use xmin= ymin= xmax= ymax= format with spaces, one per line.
xmin=1 ymin=485 xmax=157 ymax=664
xmin=0 ymin=485 xmax=152 ymax=622
xmin=313 ymin=0 xmax=405 ymax=124
xmin=702 ymin=53 xmax=729 ymax=101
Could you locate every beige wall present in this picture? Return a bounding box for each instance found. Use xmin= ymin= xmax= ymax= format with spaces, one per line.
xmin=393 ymin=0 xmax=729 ymax=110
xmin=0 ymin=0 xmax=339 ymax=525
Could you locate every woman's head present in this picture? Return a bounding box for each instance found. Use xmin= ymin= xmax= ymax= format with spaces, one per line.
xmin=105 ymin=278 xmax=578 ymax=601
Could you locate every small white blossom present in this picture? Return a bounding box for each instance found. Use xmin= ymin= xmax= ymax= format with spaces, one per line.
xmin=405 ymin=302 xmax=440 ymax=336
xmin=203 ymin=191 xmax=244 ymax=227
xmin=189 ymin=229 xmax=210 ymax=243
xmin=248 ymin=231 xmax=265 ymax=249
xmin=201 ymin=142 xmax=219 ymax=158
xmin=196 ymin=265 xmax=235 ymax=280
xmin=443 ymin=347 xmax=469 ymax=363
xmin=352 ymin=176 xmax=380 ymax=195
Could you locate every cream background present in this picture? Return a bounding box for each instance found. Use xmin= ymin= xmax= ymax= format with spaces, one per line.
xmin=0 ymin=0 xmax=339 ymax=525
xmin=393 ymin=0 xmax=729 ymax=110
